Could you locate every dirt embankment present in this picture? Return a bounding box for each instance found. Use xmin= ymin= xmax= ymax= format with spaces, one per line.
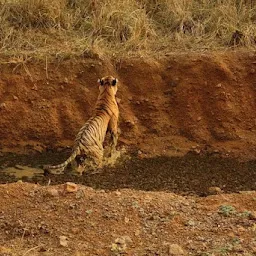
xmin=1 ymin=51 xmax=256 ymax=159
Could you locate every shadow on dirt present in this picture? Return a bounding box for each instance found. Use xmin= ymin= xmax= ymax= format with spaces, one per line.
xmin=0 ymin=151 xmax=256 ymax=196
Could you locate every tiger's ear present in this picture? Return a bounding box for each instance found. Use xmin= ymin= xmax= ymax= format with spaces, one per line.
xmin=112 ymin=78 xmax=118 ymax=86
xmin=97 ymin=78 xmax=104 ymax=86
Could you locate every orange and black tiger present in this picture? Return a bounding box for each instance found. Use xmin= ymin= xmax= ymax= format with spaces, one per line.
xmin=44 ymin=75 xmax=119 ymax=175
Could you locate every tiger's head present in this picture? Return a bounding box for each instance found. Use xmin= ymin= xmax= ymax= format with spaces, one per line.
xmin=97 ymin=76 xmax=118 ymax=96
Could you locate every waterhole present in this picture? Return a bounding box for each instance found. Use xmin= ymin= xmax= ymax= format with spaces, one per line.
xmin=0 ymin=151 xmax=255 ymax=196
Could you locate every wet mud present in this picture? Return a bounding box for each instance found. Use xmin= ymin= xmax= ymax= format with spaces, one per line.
xmin=1 ymin=151 xmax=255 ymax=196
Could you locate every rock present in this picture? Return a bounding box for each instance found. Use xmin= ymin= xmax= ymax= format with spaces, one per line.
xmin=64 ymin=182 xmax=78 ymax=193
xmin=71 ymin=227 xmax=80 ymax=234
xmin=111 ymin=236 xmax=132 ymax=254
xmin=75 ymin=189 xmax=85 ymax=199
xmin=13 ymin=95 xmax=18 ymax=100
xmin=125 ymin=120 xmax=135 ymax=127
xmin=135 ymin=229 xmax=140 ymax=236
xmin=115 ymin=237 xmax=126 ymax=245
xmin=185 ymin=220 xmax=196 ymax=227
xmin=59 ymin=236 xmax=68 ymax=247
xmin=46 ymin=188 xmax=59 ymax=197
xmin=0 ymin=103 xmax=6 ymax=109
xmin=167 ymin=244 xmax=186 ymax=255
xmin=249 ymin=211 xmax=256 ymax=220
xmin=208 ymin=186 xmax=223 ymax=195
xmin=115 ymin=191 xmax=121 ymax=196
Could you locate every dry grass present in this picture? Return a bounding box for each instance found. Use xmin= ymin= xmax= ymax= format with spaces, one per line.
xmin=0 ymin=0 xmax=256 ymax=58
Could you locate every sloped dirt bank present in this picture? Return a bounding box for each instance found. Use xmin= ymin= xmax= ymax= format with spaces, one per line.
xmin=1 ymin=50 xmax=256 ymax=159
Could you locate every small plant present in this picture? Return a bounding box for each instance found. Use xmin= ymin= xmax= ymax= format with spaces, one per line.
xmin=238 ymin=210 xmax=251 ymax=218
xmin=231 ymin=237 xmax=240 ymax=245
xmin=218 ymin=205 xmax=236 ymax=217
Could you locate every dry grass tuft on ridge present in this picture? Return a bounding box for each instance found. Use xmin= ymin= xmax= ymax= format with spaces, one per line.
xmin=0 ymin=0 xmax=256 ymax=58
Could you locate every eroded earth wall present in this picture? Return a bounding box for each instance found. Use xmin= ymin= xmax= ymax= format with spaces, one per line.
xmin=1 ymin=51 xmax=256 ymax=158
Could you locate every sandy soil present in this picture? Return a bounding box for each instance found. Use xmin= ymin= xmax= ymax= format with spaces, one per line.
xmin=0 ymin=50 xmax=256 ymax=255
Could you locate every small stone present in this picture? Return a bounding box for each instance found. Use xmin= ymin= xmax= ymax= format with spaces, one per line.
xmin=71 ymin=227 xmax=80 ymax=234
xmin=31 ymin=85 xmax=38 ymax=90
xmin=111 ymin=237 xmax=127 ymax=253
xmin=13 ymin=95 xmax=18 ymax=100
xmin=135 ymin=229 xmax=140 ymax=236
xmin=249 ymin=211 xmax=256 ymax=220
xmin=208 ymin=186 xmax=223 ymax=195
xmin=194 ymin=149 xmax=201 ymax=154
xmin=59 ymin=236 xmax=68 ymax=247
xmin=46 ymin=188 xmax=59 ymax=197
xmin=125 ymin=120 xmax=135 ymax=127
xmin=75 ymin=189 xmax=85 ymax=199
xmin=185 ymin=220 xmax=196 ymax=226
xmin=64 ymin=182 xmax=78 ymax=193
xmin=116 ymin=236 xmax=132 ymax=245
xmin=0 ymin=103 xmax=6 ymax=109
xmin=115 ymin=191 xmax=121 ymax=196
xmin=167 ymin=244 xmax=186 ymax=255
xmin=138 ymin=150 xmax=142 ymax=155
xmin=216 ymin=83 xmax=222 ymax=88
xmin=115 ymin=237 xmax=126 ymax=245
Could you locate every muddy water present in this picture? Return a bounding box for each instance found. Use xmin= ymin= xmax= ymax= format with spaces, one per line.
xmin=0 ymin=151 xmax=256 ymax=196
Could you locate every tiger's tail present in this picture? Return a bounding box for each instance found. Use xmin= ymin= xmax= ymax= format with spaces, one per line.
xmin=43 ymin=148 xmax=80 ymax=174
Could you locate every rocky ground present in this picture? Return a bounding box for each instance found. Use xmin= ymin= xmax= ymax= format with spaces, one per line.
xmin=0 ymin=182 xmax=255 ymax=256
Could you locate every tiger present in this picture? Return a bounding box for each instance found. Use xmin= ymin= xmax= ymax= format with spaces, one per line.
xmin=44 ymin=75 xmax=119 ymax=175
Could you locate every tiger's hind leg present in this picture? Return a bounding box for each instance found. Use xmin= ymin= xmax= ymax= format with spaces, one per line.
xmin=74 ymin=157 xmax=102 ymax=175
xmin=87 ymin=149 xmax=104 ymax=175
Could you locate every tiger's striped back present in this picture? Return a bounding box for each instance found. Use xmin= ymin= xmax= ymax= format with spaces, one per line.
xmin=44 ymin=75 xmax=119 ymax=175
